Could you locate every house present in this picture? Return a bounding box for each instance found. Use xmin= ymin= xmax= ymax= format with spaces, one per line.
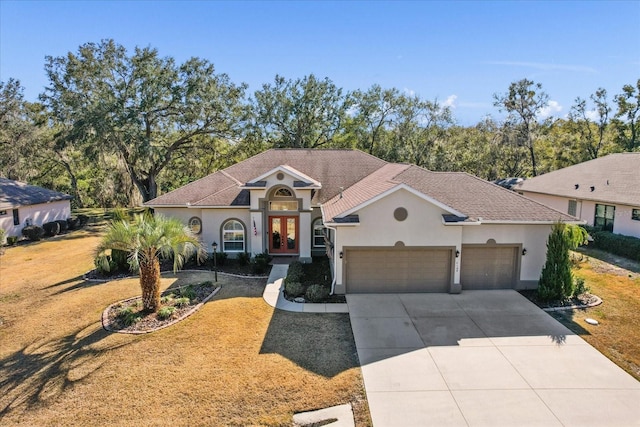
xmin=145 ymin=149 xmax=576 ymax=294
xmin=515 ymin=153 xmax=640 ymax=239
xmin=0 ymin=178 xmax=72 ymax=240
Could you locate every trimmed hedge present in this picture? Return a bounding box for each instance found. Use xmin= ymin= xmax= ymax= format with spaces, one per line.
xmin=43 ymin=221 xmax=61 ymax=237
xmin=22 ymin=225 xmax=45 ymax=241
xmin=589 ymin=230 xmax=640 ymax=261
xmin=55 ymin=219 xmax=69 ymax=233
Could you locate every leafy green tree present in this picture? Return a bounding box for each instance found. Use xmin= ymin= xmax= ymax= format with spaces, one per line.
xmin=42 ymin=39 xmax=247 ymax=202
xmin=96 ymin=213 xmax=205 ymax=312
xmin=613 ymin=79 xmax=640 ymax=151
xmin=567 ymin=88 xmax=612 ymax=160
xmin=494 ymin=79 xmax=551 ymax=176
xmin=251 ymin=74 xmax=352 ymax=148
xmin=350 ymin=85 xmax=402 ymax=157
xmin=538 ymin=223 xmax=588 ymax=301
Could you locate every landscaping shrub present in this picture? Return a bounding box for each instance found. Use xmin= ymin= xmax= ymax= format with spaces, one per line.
xmin=589 ymin=230 xmax=640 ymax=262
xmin=7 ymin=236 xmax=18 ymax=246
xmin=94 ymin=253 xmax=117 ymax=275
xmin=305 ymin=284 xmax=330 ymax=303
xmin=111 ymin=249 xmax=130 ymax=272
xmin=160 ymin=293 xmax=176 ymax=304
xmin=43 ymin=221 xmax=61 ymax=237
xmin=111 ymin=207 xmax=129 ymax=222
xmin=117 ymin=306 xmax=142 ymax=326
xmin=573 ymin=277 xmax=589 ymax=297
xmin=236 ymin=251 xmax=250 ymax=266
xmin=180 ymin=284 xmax=197 ymax=300
xmin=21 ymin=225 xmax=45 ymax=241
xmin=251 ymin=255 xmax=269 ymax=274
xmin=77 ymin=214 xmax=89 ymax=227
xmin=538 ymin=223 xmax=573 ymax=301
xmin=174 ymin=297 xmax=190 ymax=307
xmin=0 ymin=228 xmax=5 ymax=246
xmin=55 ymin=219 xmax=69 ymax=233
xmin=157 ymin=306 xmax=176 ymax=320
xmin=285 ymin=261 xmax=304 ymax=284
xmin=284 ymin=281 xmax=305 ymax=298
xmin=212 ymin=251 xmax=228 ymax=267
xmin=67 ymin=217 xmax=80 ymax=230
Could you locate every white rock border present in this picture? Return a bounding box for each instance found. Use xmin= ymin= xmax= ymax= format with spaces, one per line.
xmin=102 ymin=284 xmax=221 ymax=335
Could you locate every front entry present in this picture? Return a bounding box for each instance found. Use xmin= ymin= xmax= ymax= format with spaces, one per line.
xmin=269 ymin=216 xmax=298 ymax=254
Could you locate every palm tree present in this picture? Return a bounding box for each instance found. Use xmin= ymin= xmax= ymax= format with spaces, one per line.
xmin=96 ymin=213 xmax=206 ymax=312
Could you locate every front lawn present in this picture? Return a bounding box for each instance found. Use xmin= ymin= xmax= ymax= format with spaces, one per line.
xmin=0 ymin=232 xmax=370 ymax=425
xmin=548 ymin=250 xmax=640 ymax=381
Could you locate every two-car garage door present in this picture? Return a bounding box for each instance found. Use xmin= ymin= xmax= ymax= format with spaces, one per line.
xmin=345 ymin=247 xmax=452 ymax=293
xmin=345 ymin=245 xmax=520 ymax=293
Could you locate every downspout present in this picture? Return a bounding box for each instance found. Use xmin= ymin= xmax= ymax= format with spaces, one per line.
xmin=325 ymin=224 xmax=338 ymax=295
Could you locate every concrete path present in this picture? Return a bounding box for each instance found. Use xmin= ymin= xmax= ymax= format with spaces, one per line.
xmin=348 ymin=290 xmax=640 ymax=427
xmin=263 ymin=265 xmax=349 ymax=313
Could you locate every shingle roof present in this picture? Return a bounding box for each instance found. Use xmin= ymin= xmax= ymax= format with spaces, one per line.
xmin=0 ymin=178 xmax=72 ymax=208
xmin=146 ymin=148 xmax=577 ymax=223
xmin=515 ymin=153 xmax=640 ymax=207
xmin=146 ymin=149 xmax=387 ymax=207
xmin=394 ymin=166 xmax=576 ymax=222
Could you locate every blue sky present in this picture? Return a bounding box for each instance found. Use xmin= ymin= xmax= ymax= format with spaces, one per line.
xmin=1 ymin=0 xmax=639 ymax=125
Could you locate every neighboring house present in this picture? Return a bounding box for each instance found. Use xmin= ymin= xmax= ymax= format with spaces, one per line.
xmin=515 ymin=153 xmax=640 ymax=239
xmin=0 ymin=178 xmax=72 ymax=240
xmin=145 ymin=149 xmax=576 ymax=294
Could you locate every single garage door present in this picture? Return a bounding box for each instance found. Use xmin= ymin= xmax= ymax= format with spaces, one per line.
xmin=345 ymin=247 xmax=452 ymax=293
xmin=460 ymin=245 xmax=519 ymax=290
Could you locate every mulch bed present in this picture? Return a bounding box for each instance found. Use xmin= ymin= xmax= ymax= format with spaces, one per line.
xmin=519 ymin=290 xmax=600 ymax=310
xmin=103 ymin=281 xmax=219 ymax=334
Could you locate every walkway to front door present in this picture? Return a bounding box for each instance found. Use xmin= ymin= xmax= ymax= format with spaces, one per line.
xmin=269 ymin=216 xmax=298 ymax=254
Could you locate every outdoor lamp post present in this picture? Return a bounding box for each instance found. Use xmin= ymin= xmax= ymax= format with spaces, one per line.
xmin=212 ymin=241 xmax=218 ymax=282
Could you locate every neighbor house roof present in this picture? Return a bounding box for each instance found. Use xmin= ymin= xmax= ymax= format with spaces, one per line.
xmin=0 ymin=178 xmax=72 ymax=209
xmin=515 ymin=153 xmax=640 ymax=207
xmin=146 ymin=148 xmax=576 ymax=224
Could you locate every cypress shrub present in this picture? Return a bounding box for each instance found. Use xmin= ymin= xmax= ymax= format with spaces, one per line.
xmin=538 ymin=223 xmax=573 ymax=301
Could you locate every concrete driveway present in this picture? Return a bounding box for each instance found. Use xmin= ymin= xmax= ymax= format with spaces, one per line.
xmin=347 ymin=290 xmax=640 ymax=427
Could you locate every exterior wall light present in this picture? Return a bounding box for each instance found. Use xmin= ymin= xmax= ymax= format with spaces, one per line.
xmin=455 ymin=250 xmax=460 ymax=258
xmin=522 ymin=248 xmax=527 ymax=256
xmin=339 ymin=251 xmax=343 ymax=259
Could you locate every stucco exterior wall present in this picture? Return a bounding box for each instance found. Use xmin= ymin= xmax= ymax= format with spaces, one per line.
xmin=0 ymin=200 xmax=70 ymax=238
xmin=155 ymin=207 xmax=252 ymax=256
xmin=522 ymin=191 xmax=640 ymax=239
xmin=334 ymin=189 xmax=462 ymax=290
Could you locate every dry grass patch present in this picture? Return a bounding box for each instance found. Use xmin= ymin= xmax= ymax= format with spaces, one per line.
xmin=549 ymin=255 xmax=640 ymax=381
xmin=0 ymin=232 xmax=369 ymax=426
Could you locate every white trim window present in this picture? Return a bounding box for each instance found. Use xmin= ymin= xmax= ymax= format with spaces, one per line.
xmin=313 ymin=218 xmax=327 ymax=248
xmin=222 ymin=220 xmax=245 ymax=252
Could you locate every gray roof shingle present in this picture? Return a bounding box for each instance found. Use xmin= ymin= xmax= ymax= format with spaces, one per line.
xmin=146 ymin=148 xmax=577 ymax=223
xmin=0 ymin=178 xmax=72 ymax=208
xmin=515 ymin=153 xmax=640 ymax=207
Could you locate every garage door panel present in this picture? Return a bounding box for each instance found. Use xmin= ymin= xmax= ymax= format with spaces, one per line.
xmin=461 ymin=246 xmax=518 ymax=290
xmin=346 ymin=248 xmax=451 ymax=293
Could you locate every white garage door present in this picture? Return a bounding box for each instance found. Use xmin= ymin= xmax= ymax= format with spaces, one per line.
xmin=345 ymin=247 xmax=452 ymax=293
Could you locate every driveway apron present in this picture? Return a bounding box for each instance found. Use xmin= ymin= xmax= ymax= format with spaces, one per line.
xmin=347 ymin=290 xmax=640 ymax=427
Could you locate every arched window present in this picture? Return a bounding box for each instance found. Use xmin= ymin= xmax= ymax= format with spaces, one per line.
xmin=312 ymin=218 xmax=327 ymax=247
xmin=222 ymin=220 xmax=245 ymax=252
xmin=274 ymin=188 xmax=293 ymax=197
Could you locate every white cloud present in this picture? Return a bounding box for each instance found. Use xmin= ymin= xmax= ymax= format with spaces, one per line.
xmin=537 ymin=100 xmax=563 ymax=118
xmin=443 ymin=94 xmax=457 ymax=109
xmin=585 ymin=109 xmax=600 ymax=121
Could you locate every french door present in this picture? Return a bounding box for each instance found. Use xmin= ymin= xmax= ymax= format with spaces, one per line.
xmin=269 ymin=216 xmax=298 ymax=254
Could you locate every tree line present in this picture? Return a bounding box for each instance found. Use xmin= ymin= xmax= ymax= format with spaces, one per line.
xmin=1 ymin=39 xmax=638 ymax=208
